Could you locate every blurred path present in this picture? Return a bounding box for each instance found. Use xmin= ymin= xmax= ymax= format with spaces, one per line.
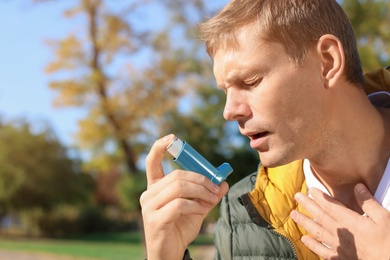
xmin=0 ymin=246 xmax=215 ymax=260
xmin=0 ymin=250 xmax=96 ymax=260
xmin=191 ymin=245 xmax=215 ymax=259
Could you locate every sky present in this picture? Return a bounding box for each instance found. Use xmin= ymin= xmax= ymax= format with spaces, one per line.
xmin=0 ymin=1 xmax=83 ymax=146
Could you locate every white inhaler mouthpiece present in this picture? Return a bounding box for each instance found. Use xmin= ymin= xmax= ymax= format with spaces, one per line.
xmin=166 ymin=137 xmax=184 ymax=158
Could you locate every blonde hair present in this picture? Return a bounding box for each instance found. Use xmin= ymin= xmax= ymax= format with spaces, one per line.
xmin=199 ymin=0 xmax=364 ymax=85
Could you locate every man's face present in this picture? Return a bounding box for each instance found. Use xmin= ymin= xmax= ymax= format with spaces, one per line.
xmin=213 ymin=26 xmax=331 ymax=167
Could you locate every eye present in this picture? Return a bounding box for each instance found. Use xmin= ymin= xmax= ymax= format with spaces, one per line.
xmin=243 ymin=78 xmax=262 ymax=88
xmin=244 ymin=81 xmax=257 ymax=87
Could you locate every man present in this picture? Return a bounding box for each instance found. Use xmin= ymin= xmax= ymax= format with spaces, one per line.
xmin=140 ymin=0 xmax=390 ymax=259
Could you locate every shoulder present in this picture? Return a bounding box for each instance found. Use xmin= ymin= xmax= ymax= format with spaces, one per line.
xmin=363 ymin=65 xmax=390 ymax=94
xmin=218 ymin=169 xmax=258 ymax=221
xmin=214 ymin=169 xmax=259 ymax=259
xmin=228 ymin=170 xmax=258 ymax=199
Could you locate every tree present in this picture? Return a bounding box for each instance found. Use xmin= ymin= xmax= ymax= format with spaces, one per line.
xmin=342 ymin=0 xmax=390 ymax=71
xmin=43 ymin=1 xmax=241 ymax=231
xmin=44 ymin=0 xmax=219 ymax=175
xmin=42 ymin=0 xmax=240 ymax=175
xmin=0 ymin=119 xmax=94 ymax=216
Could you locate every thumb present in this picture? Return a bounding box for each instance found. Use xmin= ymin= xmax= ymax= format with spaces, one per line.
xmin=354 ymin=183 xmax=383 ymax=222
xmin=145 ymin=134 xmax=176 ymax=188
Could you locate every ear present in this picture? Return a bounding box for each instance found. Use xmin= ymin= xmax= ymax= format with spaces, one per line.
xmin=316 ymin=34 xmax=345 ymax=88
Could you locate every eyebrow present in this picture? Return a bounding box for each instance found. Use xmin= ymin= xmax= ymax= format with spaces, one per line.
xmin=218 ymin=69 xmax=265 ymax=90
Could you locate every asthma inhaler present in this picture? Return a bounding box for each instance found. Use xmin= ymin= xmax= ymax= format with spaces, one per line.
xmin=166 ymin=137 xmax=233 ymax=185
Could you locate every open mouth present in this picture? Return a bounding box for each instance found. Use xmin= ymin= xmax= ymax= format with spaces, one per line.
xmin=250 ymin=132 xmax=269 ymax=139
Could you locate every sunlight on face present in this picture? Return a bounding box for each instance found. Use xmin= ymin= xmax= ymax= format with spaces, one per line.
xmin=213 ymin=24 xmax=330 ymax=167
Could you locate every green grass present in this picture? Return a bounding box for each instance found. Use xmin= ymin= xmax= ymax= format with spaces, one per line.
xmin=0 ymin=232 xmax=213 ymax=260
xmin=0 ymin=232 xmax=144 ymax=260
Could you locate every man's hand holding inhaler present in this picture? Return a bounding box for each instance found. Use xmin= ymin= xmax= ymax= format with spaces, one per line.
xmin=140 ymin=134 xmax=229 ymax=260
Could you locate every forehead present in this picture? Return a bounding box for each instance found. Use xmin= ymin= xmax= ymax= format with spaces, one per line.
xmin=213 ymin=27 xmax=287 ymax=86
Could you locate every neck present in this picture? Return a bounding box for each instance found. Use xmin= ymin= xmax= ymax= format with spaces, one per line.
xmin=310 ymin=158 xmax=388 ymax=213
xmin=308 ymin=89 xmax=390 ymax=213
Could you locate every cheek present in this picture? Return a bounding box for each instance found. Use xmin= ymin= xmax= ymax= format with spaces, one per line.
xmin=250 ymin=71 xmax=325 ymax=130
xmin=273 ymin=81 xmax=324 ymax=136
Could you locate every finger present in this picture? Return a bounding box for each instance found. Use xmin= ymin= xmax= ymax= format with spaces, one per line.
xmin=147 ymin=178 xmax=221 ymax=211
xmin=308 ymin=188 xmax=361 ymax=226
xmin=219 ymin=181 xmax=229 ymax=196
xmin=144 ymin=187 xmax=227 ymax=230
xmin=142 ymin=200 xmax=206 ymax=235
xmin=290 ymin=209 xmax=336 ymax=249
xmin=301 ymin=235 xmax=337 ymax=260
xmin=145 ymin=198 xmax=211 ymax=227
xmin=354 ymin=183 xmax=387 ymax=223
xmin=145 ymin=134 xmax=176 ymax=187
xmin=140 ymin=170 xmax=226 ymax=205
xmin=141 ymin=169 xmax=221 ymax=200
xmin=294 ymin=192 xmax=339 ymax=230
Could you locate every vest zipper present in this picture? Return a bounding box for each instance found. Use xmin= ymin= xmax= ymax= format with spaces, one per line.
xmin=269 ymin=228 xmax=299 ymax=260
xmin=239 ymin=192 xmax=300 ymax=259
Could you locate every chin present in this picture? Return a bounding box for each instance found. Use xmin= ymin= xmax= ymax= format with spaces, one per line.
xmin=259 ymin=150 xmax=295 ymax=168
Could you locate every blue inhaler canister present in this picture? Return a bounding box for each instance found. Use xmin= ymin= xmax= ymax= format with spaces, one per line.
xmin=166 ymin=137 xmax=233 ymax=185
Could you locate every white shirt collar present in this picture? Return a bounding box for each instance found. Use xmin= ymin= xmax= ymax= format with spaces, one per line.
xmin=375 ymin=159 xmax=390 ymax=208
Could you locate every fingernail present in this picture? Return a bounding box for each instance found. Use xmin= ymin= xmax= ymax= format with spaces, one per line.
xmin=355 ymin=183 xmax=367 ymax=195
xmin=301 ymin=235 xmax=309 ymax=245
xmin=212 ymin=184 xmax=220 ymax=193
xmin=294 ymin=192 xmax=303 ymax=201
xmin=163 ymin=134 xmax=174 ymax=142
xmin=290 ymin=210 xmax=297 ymax=220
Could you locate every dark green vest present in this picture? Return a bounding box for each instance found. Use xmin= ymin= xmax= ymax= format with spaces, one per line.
xmin=214 ymin=173 xmax=298 ymax=260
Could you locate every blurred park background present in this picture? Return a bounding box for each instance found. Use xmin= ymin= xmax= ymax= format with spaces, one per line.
xmin=0 ymin=0 xmax=389 ymax=259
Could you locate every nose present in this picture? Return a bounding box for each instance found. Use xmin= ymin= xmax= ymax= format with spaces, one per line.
xmin=223 ymin=89 xmax=251 ymax=121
